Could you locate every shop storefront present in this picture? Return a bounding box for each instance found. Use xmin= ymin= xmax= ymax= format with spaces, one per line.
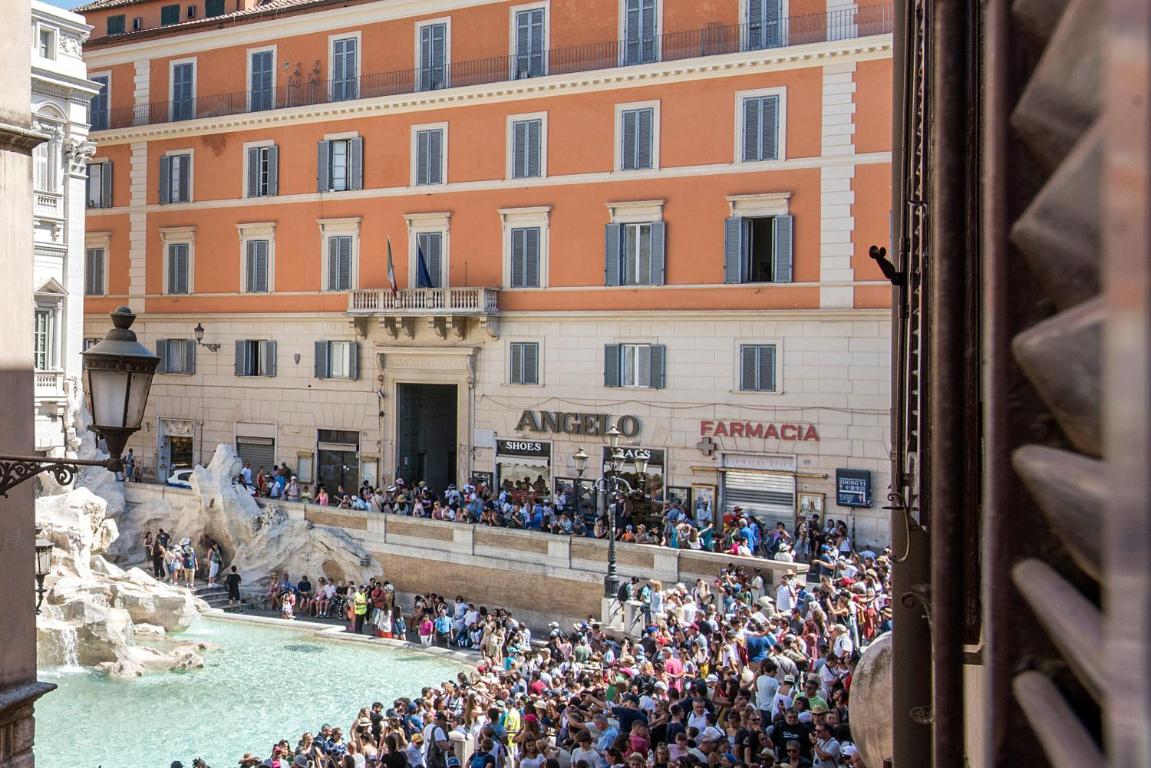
xmin=235 ymin=422 xmax=276 ymax=472
xmin=495 ymin=438 xmax=552 ymax=502
xmin=317 ymin=428 xmax=360 ymax=494
xmin=720 ymin=453 xmax=798 ymax=529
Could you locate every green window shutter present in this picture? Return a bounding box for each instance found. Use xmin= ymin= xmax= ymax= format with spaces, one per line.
xmin=234 ymin=340 xmax=245 ymax=376
xmin=523 ymin=342 xmax=539 ymax=384
xmin=740 ymin=345 xmax=758 ymax=390
xmin=246 ymin=147 xmax=260 ymax=197
xmin=428 ymin=129 xmax=443 ymax=184
xmin=177 ymin=154 xmax=191 ymax=202
xmin=186 ymin=340 xmax=196 ymax=375
xmin=510 ymin=342 xmax=523 ymax=384
xmin=773 ymin=214 xmax=794 ymax=283
xmin=637 ymin=108 xmax=654 ymax=169
xmin=205 ymin=0 xmax=224 ymax=17
xmin=315 ymin=340 xmax=329 ymax=379
xmin=348 ymin=341 xmax=359 ymax=380
xmin=267 ymin=145 xmax=279 ymax=195
xmin=649 ymin=344 xmax=666 ymax=389
xmin=156 ymin=340 xmax=168 ymax=373
xmin=621 ymin=110 xmax=638 ymax=170
xmin=510 ymin=228 xmax=526 ymax=287
xmin=524 ymin=227 xmax=540 ymax=287
xmin=512 ymin=121 xmax=527 ymax=178
xmin=604 ymin=224 xmax=622 ymax=286
xmin=317 ymin=140 xmax=330 ymax=191
xmin=759 ymin=345 xmax=776 ymax=391
xmin=649 ymin=221 xmax=666 ymax=285
xmin=161 ymin=4 xmax=179 ymax=25
xmin=604 ymin=344 xmax=621 ymax=388
xmin=724 ymin=217 xmax=746 ymax=283
xmin=426 ymin=232 xmax=443 ymax=286
xmin=349 ymin=136 xmax=364 ymax=190
xmin=263 ymin=341 xmax=277 ymax=377
xmin=159 ymin=156 xmax=171 ymax=204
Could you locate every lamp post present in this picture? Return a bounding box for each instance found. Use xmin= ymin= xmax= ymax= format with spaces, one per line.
xmin=34 ymin=527 xmax=53 ymax=614
xmin=0 ymin=307 xmax=158 ymax=495
xmin=193 ymin=322 xmax=221 ymax=352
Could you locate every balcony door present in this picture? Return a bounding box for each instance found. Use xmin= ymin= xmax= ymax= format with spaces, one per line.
xmin=622 ymin=0 xmax=658 ymax=65
xmin=514 ymin=7 xmax=546 ymax=78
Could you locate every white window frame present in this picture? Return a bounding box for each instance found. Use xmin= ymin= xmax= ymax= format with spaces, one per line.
xmin=734 ymin=338 xmax=784 ymax=394
xmin=619 ymin=342 xmax=653 ymax=388
xmin=318 ymin=217 xmax=361 ymax=291
xmin=414 ymin=17 xmax=452 ymax=90
xmin=617 ymin=0 xmax=664 ymax=64
xmin=168 ymin=57 xmax=197 ymax=118
xmin=505 ymin=111 xmax=549 ymax=179
xmin=403 ymin=211 xmax=451 ymax=289
xmin=328 ymin=31 xmax=362 ymax=101
xmin=507 ymin=339 xmax=543 ymax=386
xmin=738 ymin=0 xmax=790 ymax=51
xmin=733 ymin=86 xmax=788 ymax=164
xmin=322 ymin=129 xmax=360 ymax=193
xmin=241 ymin=139 xmax=275 ymax=198
xmin=159 ymin=339 xmax=196 ymax=376
xmin=606 ymin=199 xmax=665 ymax=224
xmin=236 ymin=221 xmax=276 ymax=293
xmin=35 ymin=22 xmax=57 ymax=60
xmin=499 ymin=206 xmax=551 ymax=289
xmin=160 ymin=226 xmax=196 ymax=295
xmin=246 ymin=44 xmax=277 ymax=111
xmin=33 ymin=301 xmax=60 ymax=372
xmin=325 ymin=340 xmax=356 ymax=380
xmin=89 ymin=71 xmax=111 ymax=131
xmin=508 ymin=2 xmax=550 ymax=78
xmin=410 ymin=122 xmax=448 ymax=186
xmin=613 ymin=100 xmax=661 ymax=172
xmin=86 ymin=157 xmax=111 ymax=208
xmin=85 ymin=231 xmax=111 ymax=296
xmin=163 ymin=147 xmax=195 ymax=203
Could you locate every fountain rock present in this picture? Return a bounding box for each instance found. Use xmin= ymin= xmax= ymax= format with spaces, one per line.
xmin=849 ymin=632 xmax=894 ymax=768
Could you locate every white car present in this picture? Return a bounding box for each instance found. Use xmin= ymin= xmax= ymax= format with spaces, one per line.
xmin=166 ymin=468 xmax=194 ymax=488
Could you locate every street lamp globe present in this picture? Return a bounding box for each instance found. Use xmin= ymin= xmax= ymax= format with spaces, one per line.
xmin=80 ymin=307 xmax=160 ymax=467
xmin=34 ymin=527 xmax=53 ymax=613
xmin=606 ymin=423 xmax=622 ymax=448
xmin=634 ymin=453 xmax=650 ymax=476
xmin=573 ymin=447 xmax=589 ymax=476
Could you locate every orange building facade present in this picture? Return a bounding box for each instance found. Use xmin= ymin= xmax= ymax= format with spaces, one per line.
xmin=80 ymin=0 xmax=895 ymax=544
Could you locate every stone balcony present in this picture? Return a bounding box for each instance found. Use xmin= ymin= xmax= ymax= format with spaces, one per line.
xmin=346 ymin=287 xmax=500 ymax=339
xmin=34 ymin=370 xmax=64 ymax=400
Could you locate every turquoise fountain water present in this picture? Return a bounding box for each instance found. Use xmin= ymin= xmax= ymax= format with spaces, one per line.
xmin=36 ymin=617 xmax=469 ymax=768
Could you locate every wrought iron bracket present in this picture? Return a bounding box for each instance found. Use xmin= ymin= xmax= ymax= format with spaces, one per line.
xmin=870 ymin=245 xmax=906 ymax=286
xmin=0 ymin=454 xmax=119 ymax=497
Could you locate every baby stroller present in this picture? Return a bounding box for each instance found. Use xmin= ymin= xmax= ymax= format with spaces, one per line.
xmin=328 ymin=593 xmax=348 ymax=619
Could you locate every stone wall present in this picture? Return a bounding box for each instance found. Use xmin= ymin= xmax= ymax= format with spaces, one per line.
xmin=123 ymin=486 xmax=806 ymax=628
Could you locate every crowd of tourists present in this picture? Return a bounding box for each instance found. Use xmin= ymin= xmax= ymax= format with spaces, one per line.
xmin=205 ymin=554 xmax=890 ymax=768
xmin=234 ymin=466 xmax=865 ymax=568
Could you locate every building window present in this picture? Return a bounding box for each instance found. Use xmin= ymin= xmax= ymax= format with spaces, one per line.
xmin=245 ymin=144 xmax=278 ymax=197
xmin=160 ymin=4 xmax=180 ymax=25
xmin=317 ymin=137 xmax=363 ymax=192
xmin=325 ymin=235 xmax=354 ymax=291
xmin=604 ymin=343 xmax=665 ymax=389
xmin=38 ymin=27 xmax=55 ymax=59
xmin=315 ymin=340 xmax=359 ymax=380
xmin=206 ymin=0 xmax=225 ymax=17
xmin=513 ymin=7 xmax=546 ymax=78
xmin=83 ymin=337 xmax=100 ymax=351
xmin=235 ymin=340 xmax=277 ymax=377
xmin=739 ymin=344 xmax=777 ymax=391
xmin=605 ymin=221 xmax=666 ymax=286
xmin=249 ymin=49 xmax=275 ymax=111
xmin=509 ymin=117 xmax=543 ymax=179
xmin=33 ymin=307 xmax=55 ymax=371
xmin=622 ymin=0 xmax=659 ymax=65
xmin=166 ymin=242 xmax=191 ymax=294
xmin=244 ymin=239 xmax=270 ymax=293
xmin=618 ymin=106 xmax=655 ymax=171
xmin=157 ymin=339 xmax=196 ymax=375
xmin=415 ymin=231 xmax=444 ymax=288
xmin=32 ymin=137 xmax=57 ymax=193
xmin=170 ymin=60 xmax=195 ymax=121
xmin=159 ymin=152 xmax=192 ymax=203
xmin=417 ymin=21 xmax=448 ymax=91
xmin=106 ymin=15 xmax=125 ymax=34
xmin=510 ymin=341 xmax=540 ymax=385
xmin=509 ymin=227 xmax=541 ymax=288
xmin=86 ymin=161 xmax=112 ymax=208
xmin=745 ymin=0 xmax=783 ymax=50
xmin=330 ymin=35 xmax=359 ymax=101
xmin=724 ymin=215 xmax=794 ymax=283
xmin=741 ymin=94 xmax=781 ymax=162
xmin=414 ymin=126 xmax=445 ymax=186
xmin=89 ymin=74 xmax=109 ymax=131
xmin=85 ymin=248 xmax=106 ymax=295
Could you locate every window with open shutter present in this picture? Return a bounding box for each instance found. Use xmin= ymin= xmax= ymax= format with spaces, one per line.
xmin=246 ymin=147 xmax=261 ymax=197
xmin=262 ymin=340 xmax=277 ymax=377
xmin=605 ymin=224 xmax=622 ymax=286
xmin=348 ymin=137 xmax=363 ymax=191
xmin=772 ymin=214 xmax=793 ymax=283
xmin=266 ymin=145 xmax=279 ymax=195
xmin=316 ymin=140 xmax=330 ymax=192
xmin=649 ymin=344 xmax=666 ymax=389
xmin=419 ymin=23 xmax=448 ymax=91
xmin=515 ymin=8 xmax=546 ymax=78
xmin=159 ymin=156 xmax=171 ymax=204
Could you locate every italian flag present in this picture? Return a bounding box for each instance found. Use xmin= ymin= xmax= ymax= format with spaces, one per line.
xmin=386 ymin=236 xmax=398 ymax=294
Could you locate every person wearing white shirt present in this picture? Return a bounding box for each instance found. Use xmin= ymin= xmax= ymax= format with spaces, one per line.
xmin=755 ymin=663 xmax=781 ymax=717
xmin=776 ymin=575 xmax=796 ymax=613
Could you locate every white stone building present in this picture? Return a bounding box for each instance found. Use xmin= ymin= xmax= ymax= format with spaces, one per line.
xmin=30 ymin=0 xmax=98 ymax=456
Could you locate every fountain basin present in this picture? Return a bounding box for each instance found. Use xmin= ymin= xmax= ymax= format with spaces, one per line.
xmin=36 ymin=615 xmax=470 ymax=768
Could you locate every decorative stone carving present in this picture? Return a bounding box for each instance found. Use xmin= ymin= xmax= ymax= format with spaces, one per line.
xmin=64 ymin=138 xmax=96 ymax=175
xmin=59 ymin=32 xmax=84 ymax=56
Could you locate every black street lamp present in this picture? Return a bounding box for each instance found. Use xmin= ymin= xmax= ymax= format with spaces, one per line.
xmin=34 ymin=526 xmax=53 ymax=614
xmin=193 ymin=322 xmax=221 ymax=352
xmin=1 ymin=307 xmax=158 ymax=494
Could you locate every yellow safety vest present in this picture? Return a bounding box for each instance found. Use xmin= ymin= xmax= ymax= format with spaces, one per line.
xmin=354 ymin=592 xmax=369 ymax=616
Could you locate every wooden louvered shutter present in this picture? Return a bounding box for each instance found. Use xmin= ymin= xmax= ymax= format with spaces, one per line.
xmin=156 ymin=340 xmax=168 ymax=374
xmin=740 ymin=345 xmax=757 ymax=391
xmin=772 ymin=215 xmax=793 ymax=283
xmin=648 ymin=221 xmax=666 ymax=285
xmin=758 ymin=345 xmax=775 ymax=391
xmin=649 ymin=344 xmax=666 ymax=389
xmin=764 ymin=0 xmax=780 ymax=47
xmin=101 ymin=160 xmax=112 ymax=207
xmin=524 ymin=227 xmax=540 ymax=287
xmin=510 ymin=342 xmax=523 ymax=384
xmin=604 ymin=224 xmax=622 ymax=286
xmin=327 ymin=237 xmax=339 ymax=290
xmin=429 ymin=129 xmax=442 ymax=184
xmin=234 ymin=340 xmax=246 ymax=376
xmin=761 ymin=95 xmax=779 ymax=160
xmin=747 ymin=0 xmax=765 ymax=49
xmin=528 ymin=119 xmax=542 ymax=177
xmin=185 ymin=339 xmax=196 ymax=375
xmin=315 ymin=340 xmax=329 ymax=379
xmin=724 ymin=217 xmax=745 ymax=283
xmin=637 ymin=108 xmax=654 ymax=169
xmin=267 ymin=145 xmax=279 ymax=195
xmin=523 ymin=342 xmax=538 ymax=384
xmin=512 ymin=121 xmax=527 ymax=178
xmin=159 ymin=155 xmax=171 ymax=204
xmin=510 ymin=228 xmax=526 ymax=287
xmin=621 ymin=110 xmax=638 ymax=170
xmin=178 ymin=154 xmax=190 ymax=202
xmin=426 ymin=232 xmax=442 ymax=287
xmin=246 ymin=147 xmax=260 ymax=197
xmin=348 ymin=341 xmax=359 ymax=380
xmin=349 ymin=136 xmax=364 ymax=190
xmin=603 ymin=344 xmax=620 ymax=388
xmin=743 ymin=97 xmax=761 ymax=162
xmin=317 ymin=140 xmax=330 ymax=191
xmin=263 ymin=341 xmax=277 ymax=377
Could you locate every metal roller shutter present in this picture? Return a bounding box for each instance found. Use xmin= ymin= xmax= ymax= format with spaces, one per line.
xmin=722 ymin=470 xmax=795 ymax=528
xmin=236 ymin=436 xmax=275 ymax=471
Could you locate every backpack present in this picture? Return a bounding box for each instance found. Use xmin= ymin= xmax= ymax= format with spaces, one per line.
xmin=616 ymin=582 xmax=630 ymax=604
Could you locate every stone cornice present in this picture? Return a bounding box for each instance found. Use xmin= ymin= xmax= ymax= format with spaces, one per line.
xmin=90 ymin=35 xmax=893 ymax=146
xmin=0 ymin=680 xmax=57 ymax=715
xmin=0 ymin=122 xmax=49 ymax=152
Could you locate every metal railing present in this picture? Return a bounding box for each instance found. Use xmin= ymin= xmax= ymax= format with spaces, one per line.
xmin=100 ymin=5 xmax=893 ymax=130
xmin=347 ymin=287 xmax=500 ymax=315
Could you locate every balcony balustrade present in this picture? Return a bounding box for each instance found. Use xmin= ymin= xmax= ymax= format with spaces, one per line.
xmin=347 ymin=287 xmax=501 ymax=340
